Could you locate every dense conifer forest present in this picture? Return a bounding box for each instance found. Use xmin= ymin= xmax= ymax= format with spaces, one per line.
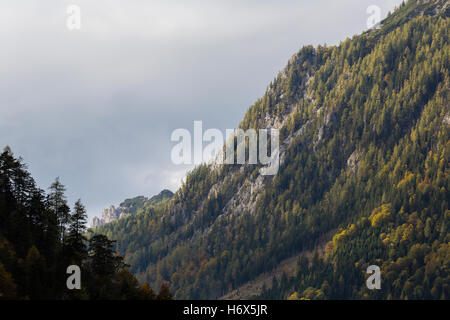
xmin=0 ymin=147 xmax=172 ymax=299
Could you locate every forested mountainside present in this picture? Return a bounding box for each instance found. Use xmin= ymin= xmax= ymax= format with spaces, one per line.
xmin=0 ymin=147 xmax=173 ymax=299
xmin=95 ymin=0 xmax=450 ymax=299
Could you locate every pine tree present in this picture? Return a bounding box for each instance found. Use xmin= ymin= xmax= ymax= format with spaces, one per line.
xmin=66 ymin=199 xmax=88 ymax=265
xmin=47 ymin=178 xmax=70 ymax=242
xmin=87 ymin=235 xmax=125 ymax=278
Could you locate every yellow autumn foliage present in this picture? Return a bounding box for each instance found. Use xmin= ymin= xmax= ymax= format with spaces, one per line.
xmin=370 ymin=204 xmax=393 ymax=227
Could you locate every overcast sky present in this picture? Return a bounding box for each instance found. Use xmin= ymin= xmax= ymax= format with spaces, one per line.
xmin=0 ymin=0 xmax=403 ymax=223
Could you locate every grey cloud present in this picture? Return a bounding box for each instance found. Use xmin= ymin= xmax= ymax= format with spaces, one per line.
xmin=0 ymin=0 xmax=404 ymax=222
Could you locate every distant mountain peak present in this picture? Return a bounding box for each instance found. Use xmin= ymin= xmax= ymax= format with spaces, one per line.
xmin=90 ymin=189 xmax=174 ymax=228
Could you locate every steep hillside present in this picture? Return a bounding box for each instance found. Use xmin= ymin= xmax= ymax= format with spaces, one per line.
xmin=95 ymin=0 xmax=449 ymax=299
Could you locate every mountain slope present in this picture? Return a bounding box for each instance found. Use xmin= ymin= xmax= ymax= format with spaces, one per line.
xmin=95 ymin=0 xmax=449 ymax=299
